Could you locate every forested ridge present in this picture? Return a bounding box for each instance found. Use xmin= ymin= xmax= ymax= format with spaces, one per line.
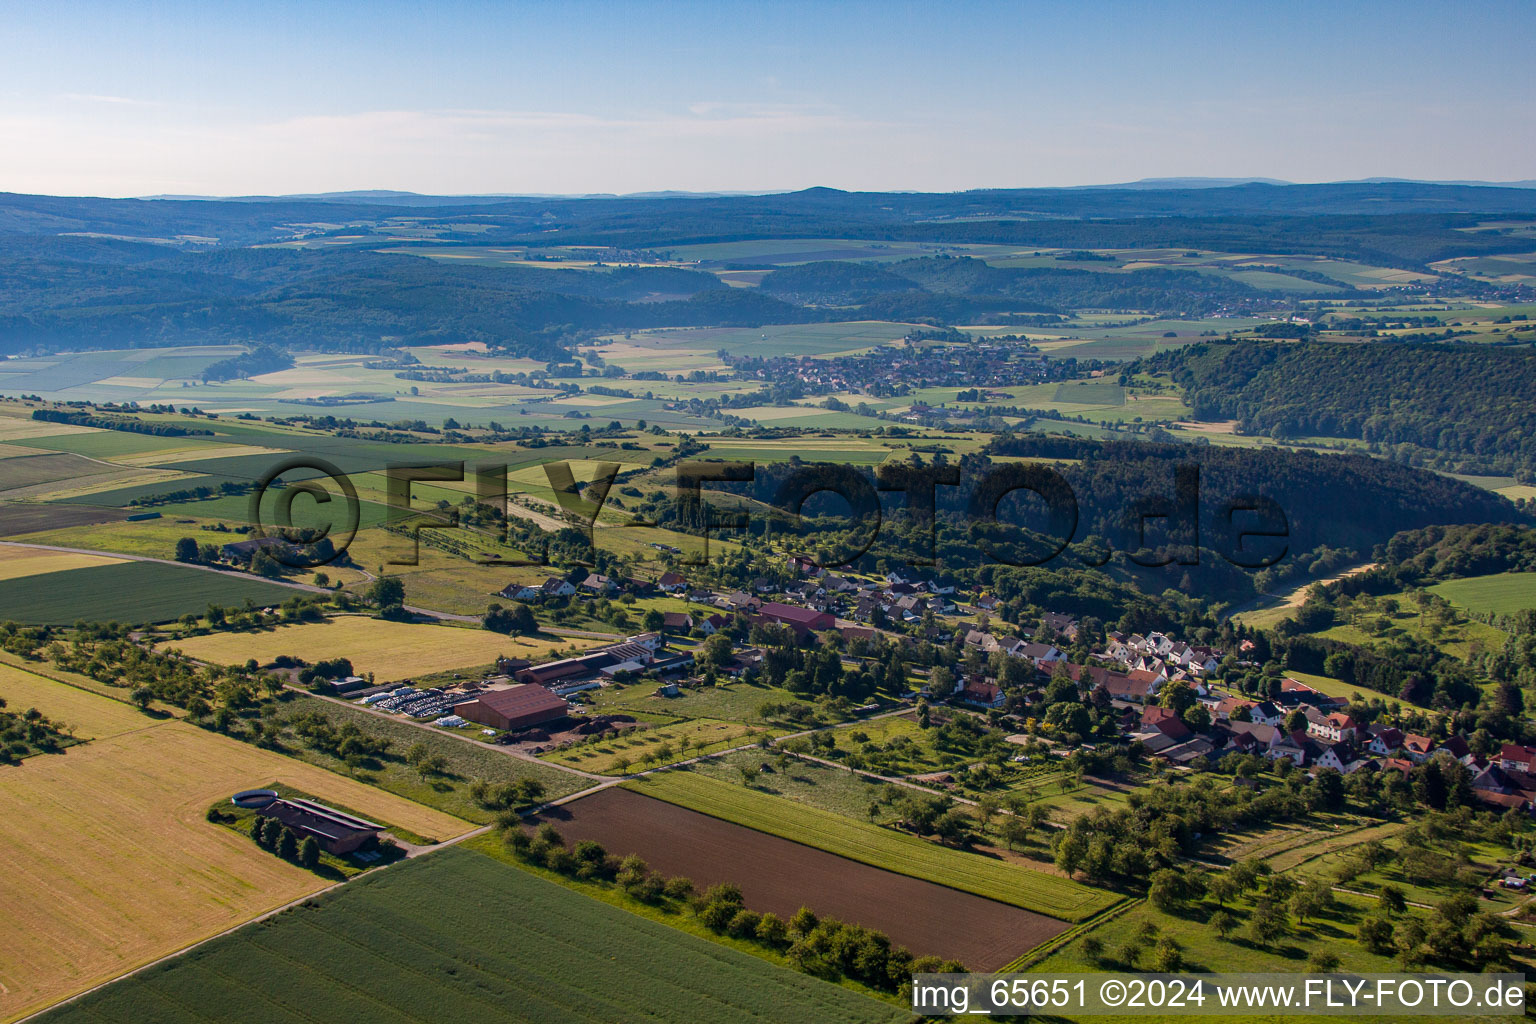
xmin=641 ymin=439 xmax=1525 ymax=605
xmin=760 ymin=256 xmax=1270 ymax=315
xmin=1145 ymin=340 xmax=1536 ymax=475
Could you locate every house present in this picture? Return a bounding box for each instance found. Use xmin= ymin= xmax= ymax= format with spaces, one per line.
xmin=1307 ymin=712 xmax=1358 ymax=744
xmin=1439 ymin=735 xmax=1472 ymax=761
xmin=1041 ymin=612 xmax=1078 ymax=640
xmin=755 ymin=602 xmax=834 ymax=636
xmin=1498 ymin=744 xmax=1536 ymax=774
xmin=625 ymin=632 xmax=665 ymax=651
xmin=1099 ymin=673 xmax=1159 ymax=705
xmin=1314 ymin=741 xmax=1364 ymax=773
xmin=453 ymin=684 xmax=569 ymax=731
xmin=660 ymin=612 xmax=694 ymax=632
xmin=699 ymin=613 xmax=730 ymax=635
xmin=251 ymin=796 xmax=381 ymax=855
xmin=539 ymin=577 xmax=577 ymax=599
xmin=1266 ymin=731 xmax=1312 ymax=766
xmin=1126 ymin=668 xmax=1164 ymax=696
xmin=1222 ymin=720 xmax=1280 ymax=755
xmin=1140 ymin=706 xmax=1191 ymax=741
xmin=498 ymin=581 xmax=542 ymax=600
xmin=751 ymin=577 xmax=778 ymax=594
xmin=1248 ymin=701 xmax=1284 ymax=727
xmin=788 ymin=555 xmax=819 ymax=576
xmin=1402 ymin=734 xmax=1437 ymax=763
xmin=1019 ymin=642 xmax=1064 ymax=670
xmin=839 ymin=625 xmax=878 ymax=644
xmin=964 ymin=629 xmax=999 ymax=652
xmin=975 ymin=595 xmax=1000 ymax=612
xmin=959 ymin=681 xmax=1005 ymax=709
xmin=1367 ymin=727 xmax=1405 ymax=757
xmin=581 ymin=573 xmax=616 ymax=594
xmin=657 ymin=571 xmax=688 ymax=593
xmin=723 ymin=591 xmax=761 ymax=611
xmin=1213 ymin=695 xmax=1255 ymax=721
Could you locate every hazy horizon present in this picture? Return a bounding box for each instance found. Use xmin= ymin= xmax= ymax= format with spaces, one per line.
xmin=2 ymin=0 xmax=1533 ymax=198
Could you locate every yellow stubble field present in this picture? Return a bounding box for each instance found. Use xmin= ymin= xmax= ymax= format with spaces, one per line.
xmin=158 ymin=614 xmax=599 ymax=680
xmin=0 ymin=666 xmax=473 ymax=1022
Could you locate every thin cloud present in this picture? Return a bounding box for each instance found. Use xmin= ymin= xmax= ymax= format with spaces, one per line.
xmin=58 ymin=93 xmax=157 ymax=106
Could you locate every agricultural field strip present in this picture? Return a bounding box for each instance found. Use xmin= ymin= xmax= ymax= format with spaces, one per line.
xmin=0 ymin=540 xmax=478 ymax=624
xmin=624 ymin=770 xmax=1115 ymax=921
xmin=0 ymin=674 xmax=474 ymax=1023
xmin=29 ymin=847 xmax=903 ymax=1024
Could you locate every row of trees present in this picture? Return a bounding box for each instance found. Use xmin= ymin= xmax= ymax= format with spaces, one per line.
xmin=249 ymin=814 xmax=320 ymax=870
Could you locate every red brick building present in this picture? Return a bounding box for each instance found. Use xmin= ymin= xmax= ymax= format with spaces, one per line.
xmin=453 ymin=684 xmax=569 ymax=731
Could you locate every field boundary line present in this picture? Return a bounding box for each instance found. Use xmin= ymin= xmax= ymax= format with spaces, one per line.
xmin=623 ymin=770 xmax=1110 ymax=922
xmin=1000 ymin=896 xmax=1141 ymax=972
xmin=6 ymin=822 xmax=494 ymax=1024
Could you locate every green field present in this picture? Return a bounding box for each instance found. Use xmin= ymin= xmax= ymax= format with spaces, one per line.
xmin=625 ymin=769 xmax=1116 ymax=922
xmin=1052 ymin=381 xmax=1125 ymax=406
xmin=1430 ymin=571 xmax=1536 ymax=617
xmin=612 ymin=321 xmax=919 ymax=358
xmin=0 ymin=452 xmax=122 ymax=492
xmin=0 ymin=559 xmax=302 ymax=624
xmin=35 ymin=846 xmax=904 ymax=1024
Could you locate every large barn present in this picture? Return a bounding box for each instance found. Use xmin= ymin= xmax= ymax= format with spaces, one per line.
xmin=253 ymin=797 xmax=382 ymax=855
xmin=453 ymin=684 xmax=569 ymax=731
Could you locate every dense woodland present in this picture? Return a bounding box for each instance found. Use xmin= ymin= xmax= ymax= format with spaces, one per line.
xmin=761 ymin=256 xmax=1270 ymax=316
xmin=1145 ymin=340 xmax=1536 ymax=475
xmin=637 ymin=439 xmax=1524 ymax=608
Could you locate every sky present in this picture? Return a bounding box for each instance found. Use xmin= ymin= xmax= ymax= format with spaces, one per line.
xmin=0 ymin=0 xmax=1532 ymax=197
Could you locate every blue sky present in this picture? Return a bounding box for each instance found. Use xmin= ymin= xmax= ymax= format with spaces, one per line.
xmin=1 ymin=0 xmax=1532 ymax=196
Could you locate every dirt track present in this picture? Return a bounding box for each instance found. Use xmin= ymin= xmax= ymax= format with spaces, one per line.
xmin=532 ymin=787 xmax=1066 ymax=969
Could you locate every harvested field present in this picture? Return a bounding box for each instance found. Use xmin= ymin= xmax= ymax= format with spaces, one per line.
xmin=0 ymin=451 xmax=119 ymax=492
xmin=532 ymin=787 xmax=1066 ymax=969
xmin=0 ymin=502 xmax=127 ymax=536
xmin=0 ymin=546 xmax=124 ymax=581
xmin=0 ymin=671 xmax=473 ymax=1023
xmin=162 ymin=615 xmax=599 ymax=681
xmin=0 ymin=662 xmax=149 ymax=739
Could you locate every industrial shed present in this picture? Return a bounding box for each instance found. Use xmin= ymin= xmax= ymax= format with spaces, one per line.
xmin=453 ymin=684 xmax=569 ymax=732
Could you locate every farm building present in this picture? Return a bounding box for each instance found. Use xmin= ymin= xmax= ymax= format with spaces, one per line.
xmin=253 ymin=796 xmax=382 ymax=855
xmin=753 ymin=602 xmax=834 ymax=636
xmin=453 ymin=684 xmax=569 ymax=731
xmin=514 ymin=641 xmax=657 ymax=691
xmin=220 ymin=536 xmax=295 ymax=562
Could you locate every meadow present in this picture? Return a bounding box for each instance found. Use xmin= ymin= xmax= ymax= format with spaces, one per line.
xmin=0 ymin=559 xmax=302 ymax=625
xmin=32 ymin=846 xmax=906 ymax=1024
xmin=544 ymin=715 xmax=772 ymax=774
xmin=1430 ymin=571 xmax=1536 ymax=617
xmin=161 ymin=615 xmax=596 ymax=681
xmin=625 ymin=768 xmax=1117 ymax=922
xmin=0 ymin=669 xmax=471 ymax=1024
xmin=608 ymin=321 xmax=919 ymax=358
xmin=580 ymin=677 xmax=825 ymax=725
